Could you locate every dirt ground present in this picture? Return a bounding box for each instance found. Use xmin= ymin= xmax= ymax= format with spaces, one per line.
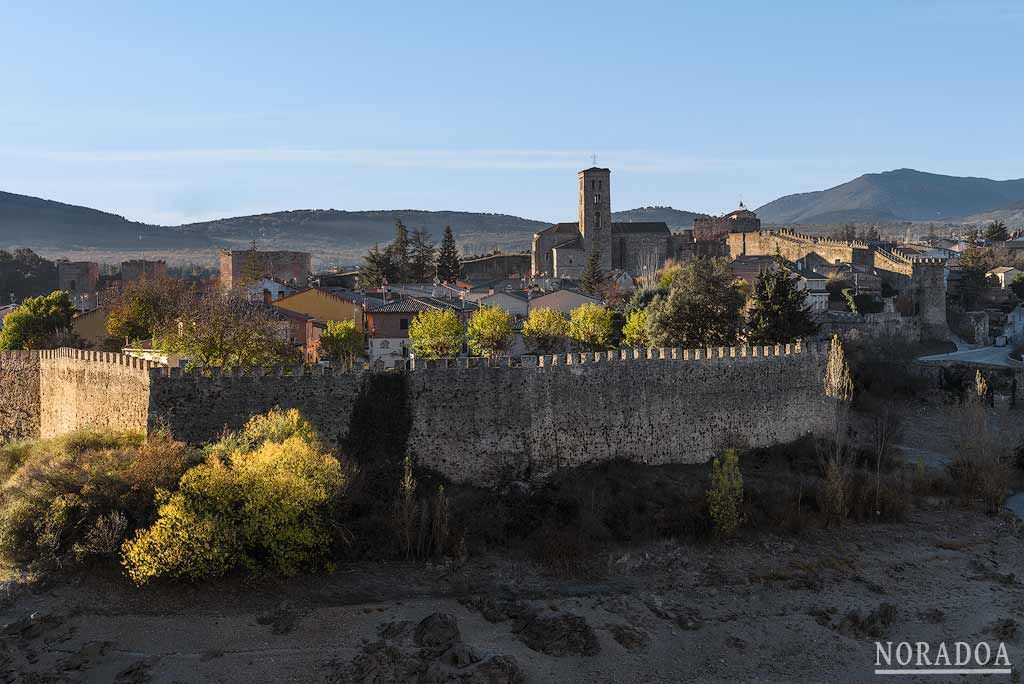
xmin=0 ymin=506 xmax=1021 ymax=683
xmin=3 ymin=395 xmax=1024 ymax=684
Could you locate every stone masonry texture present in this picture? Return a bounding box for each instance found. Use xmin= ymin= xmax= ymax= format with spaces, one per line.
xmin=0 ymin=345 xmax=830 ymax=486
xmin=0 ymin=351 xmax=40 ymax=442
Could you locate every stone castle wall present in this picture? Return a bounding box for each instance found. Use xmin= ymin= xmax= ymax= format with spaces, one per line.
xmin=406 ymin=344 xmax=830 ymax=483
xmin=0 ymin=351 xmax=40 ymax=442
xmin=0 ymin=345 xmax=831 ymax=486
xmin=727 ymin=229 xmax=869 ymax=266
xmin=38 ymin=349 xmax=156 ymax=438
xmin=728 ymin=229 xmax=949 ymax=340
xmin=147 ymin=366 xmax=367 ymax=445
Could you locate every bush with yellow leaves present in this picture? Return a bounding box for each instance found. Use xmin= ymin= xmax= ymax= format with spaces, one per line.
xmin=122 ymin=408 xmax=346 ymax=585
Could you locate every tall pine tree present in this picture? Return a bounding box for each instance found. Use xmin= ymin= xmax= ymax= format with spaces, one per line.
xmin=358 ymin=244 xmax=397 ymax=288
xmin=984 ymin=220 xmax=1008 ymax=243
xmin=580 ymin=249 xmax=605 ymax=296
xmin=745 ymin=258 xmax=819 ymax=345
xmin=436 ymin=226 xmax=461 ymax=283
xmin=409 ymin=227 xmax=437 ymax=282
xmin=386 ymin=220 xmax=411 ymax=280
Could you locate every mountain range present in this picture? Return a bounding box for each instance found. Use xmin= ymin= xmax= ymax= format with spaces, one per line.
xmin=755 ymin=169 xmax=1024 ymax=225
xmin=3 ymin=168 xmax=1023 ymax=266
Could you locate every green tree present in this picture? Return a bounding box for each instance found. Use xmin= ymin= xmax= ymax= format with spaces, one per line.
xmin=1010 ymin=273 xmax=1024 ymax=300
xmin=158 ymin=290 xmax=300 ymax=370
xmin=408 ymin=308 xmax=463 ymax=359
xmin=0 ymin=290 xmax=77 ymax=350
xmin=707 ymin=449 xmax=743 ymax=538
xmin=568 ymin=303 xmax=613 ymax=351
xmin=358 ymin=244 xmax=397 ymax=289
xmin=521 ymin=307 xmax=569 ymax=354
xmin=958 ymin=240 xmax=989 ymax=309
xmin=646 ymin=258 xmax=745 ymax=348
xmin=318 ymin=320 xmax=364 ymax=368
xmin=580 ymin=249 xmax=605 ymax=296
xmin=386 ymin=220 xmax=411 ymax=280
xmin=408 ymin=227 xmax=437 ymax=282
xmin=984 ymin=220 xmax=1008 ymax=243
xmin=745 ymin=260 xmax=819 ymax=345
xmin=0 ymin=249 xmax=57 ymax=301
xmin=621 ymin=308 xmax=650 ymax=348
xmin=466 ymin=305 xmax=512 ymax=358
xmin=833 ymin=224 xmax=858 ymax=242
xmin=436 ymin=226 xmax=462 ymax=283
xmin=106 ymin=277 xmax=191 ymax=344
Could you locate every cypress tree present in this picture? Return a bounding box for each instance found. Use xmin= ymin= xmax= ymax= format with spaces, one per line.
xmin=580 ymin=249 xmax=605 ymax=296
xmin=436 ymin=226 xmax=462 ymax=283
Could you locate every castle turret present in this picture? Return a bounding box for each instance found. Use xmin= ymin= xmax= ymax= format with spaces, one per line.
xmin=911 ymin=258 xmax=949 ymax=340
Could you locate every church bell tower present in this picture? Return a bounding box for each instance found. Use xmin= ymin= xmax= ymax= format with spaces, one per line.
xmin=578 ymin=167 xmax=613 ymax=272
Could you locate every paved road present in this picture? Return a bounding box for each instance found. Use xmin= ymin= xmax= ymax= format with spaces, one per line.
xmin=919 ymin=305 xmax=1024 ymax=368
xmin=919 ymin=343 xmax=1021 ymax=367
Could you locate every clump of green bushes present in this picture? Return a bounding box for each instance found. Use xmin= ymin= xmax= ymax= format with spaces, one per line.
xmin=0 ymin=429 xmax=195 ymax=569
xmin=122 ymin=408 xmax=348 ymax=585
xmin=0 ymin=408 xmax=350 ymax=586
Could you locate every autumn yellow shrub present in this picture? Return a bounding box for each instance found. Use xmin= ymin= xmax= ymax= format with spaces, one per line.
xmin=122 ymin=414 xmax=345 ymax=585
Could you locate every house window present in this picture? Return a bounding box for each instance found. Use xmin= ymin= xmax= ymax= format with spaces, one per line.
xmin=400 ymin=318 xmax=409 ymax=330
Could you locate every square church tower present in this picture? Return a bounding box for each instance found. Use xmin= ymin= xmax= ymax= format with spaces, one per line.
xmin=578 ymin=167 xmax=613 ymax=272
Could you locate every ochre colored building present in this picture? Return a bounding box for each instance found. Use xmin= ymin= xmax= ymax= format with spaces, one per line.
xmin=271 ymin=288 xmax=367 ymax=328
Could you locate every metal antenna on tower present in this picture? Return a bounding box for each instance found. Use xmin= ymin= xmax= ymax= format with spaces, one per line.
xmin=591 ymin=153 xmax=598 ymax=166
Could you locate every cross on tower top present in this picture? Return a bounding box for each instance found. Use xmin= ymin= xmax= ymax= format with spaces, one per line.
xmin=591 ymin=153 xmax=597 ymax=166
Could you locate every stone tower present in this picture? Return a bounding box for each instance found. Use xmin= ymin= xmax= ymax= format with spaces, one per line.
xmin=578 ymin=167 xmax=613 ymax=272
xmin=910 ymin=258 xmax=949 ymax=340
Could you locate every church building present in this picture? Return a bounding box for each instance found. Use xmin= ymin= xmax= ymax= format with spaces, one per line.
xmin=531 ymin=167 xmax=678 ymax=279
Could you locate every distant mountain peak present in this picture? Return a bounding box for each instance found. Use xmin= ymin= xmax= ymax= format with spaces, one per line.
xmin=756 ymin=170 xmax=1024 ymax=225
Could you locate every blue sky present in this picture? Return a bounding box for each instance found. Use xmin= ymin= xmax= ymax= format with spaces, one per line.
xmin=2 ymin=0 xmax=1022 ymax=225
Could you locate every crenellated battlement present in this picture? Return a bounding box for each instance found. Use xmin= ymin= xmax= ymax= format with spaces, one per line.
xmin=0 ymin=350 xmax=38 ymax=362
xmin=38 ymin=348 xmax=164 ymax=373
xmin=150 ymin=363 xmax=367 ymax=379
xmin=775 ymin=228 xmax=870 ymax=249
xmin=405 ymin=341 xmax=821 ymax=370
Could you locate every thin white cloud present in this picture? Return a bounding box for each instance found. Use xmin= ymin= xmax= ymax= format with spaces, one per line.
xmin=0 ymin=145 xmax=821 ymax=175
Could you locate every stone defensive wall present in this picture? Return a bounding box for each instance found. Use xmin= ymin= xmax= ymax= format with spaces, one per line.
xmin=728 ymin=229 xmax=949 ymax=340
xmin=0 ymin=350 xmax=40 ymax=442
xmin=0 ymin=344 xmax=832 ymax=485
xmin=727 ymin=229 xmax=871 ymax=266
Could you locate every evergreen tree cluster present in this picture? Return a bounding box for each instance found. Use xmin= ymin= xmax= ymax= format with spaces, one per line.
xmin=0 ymin=249 xmax=57 ymax=302
xmin=358 ymin=221 xmax=462 ymax=288
xmin=831 ymin=224 xmax=881 ymax=242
